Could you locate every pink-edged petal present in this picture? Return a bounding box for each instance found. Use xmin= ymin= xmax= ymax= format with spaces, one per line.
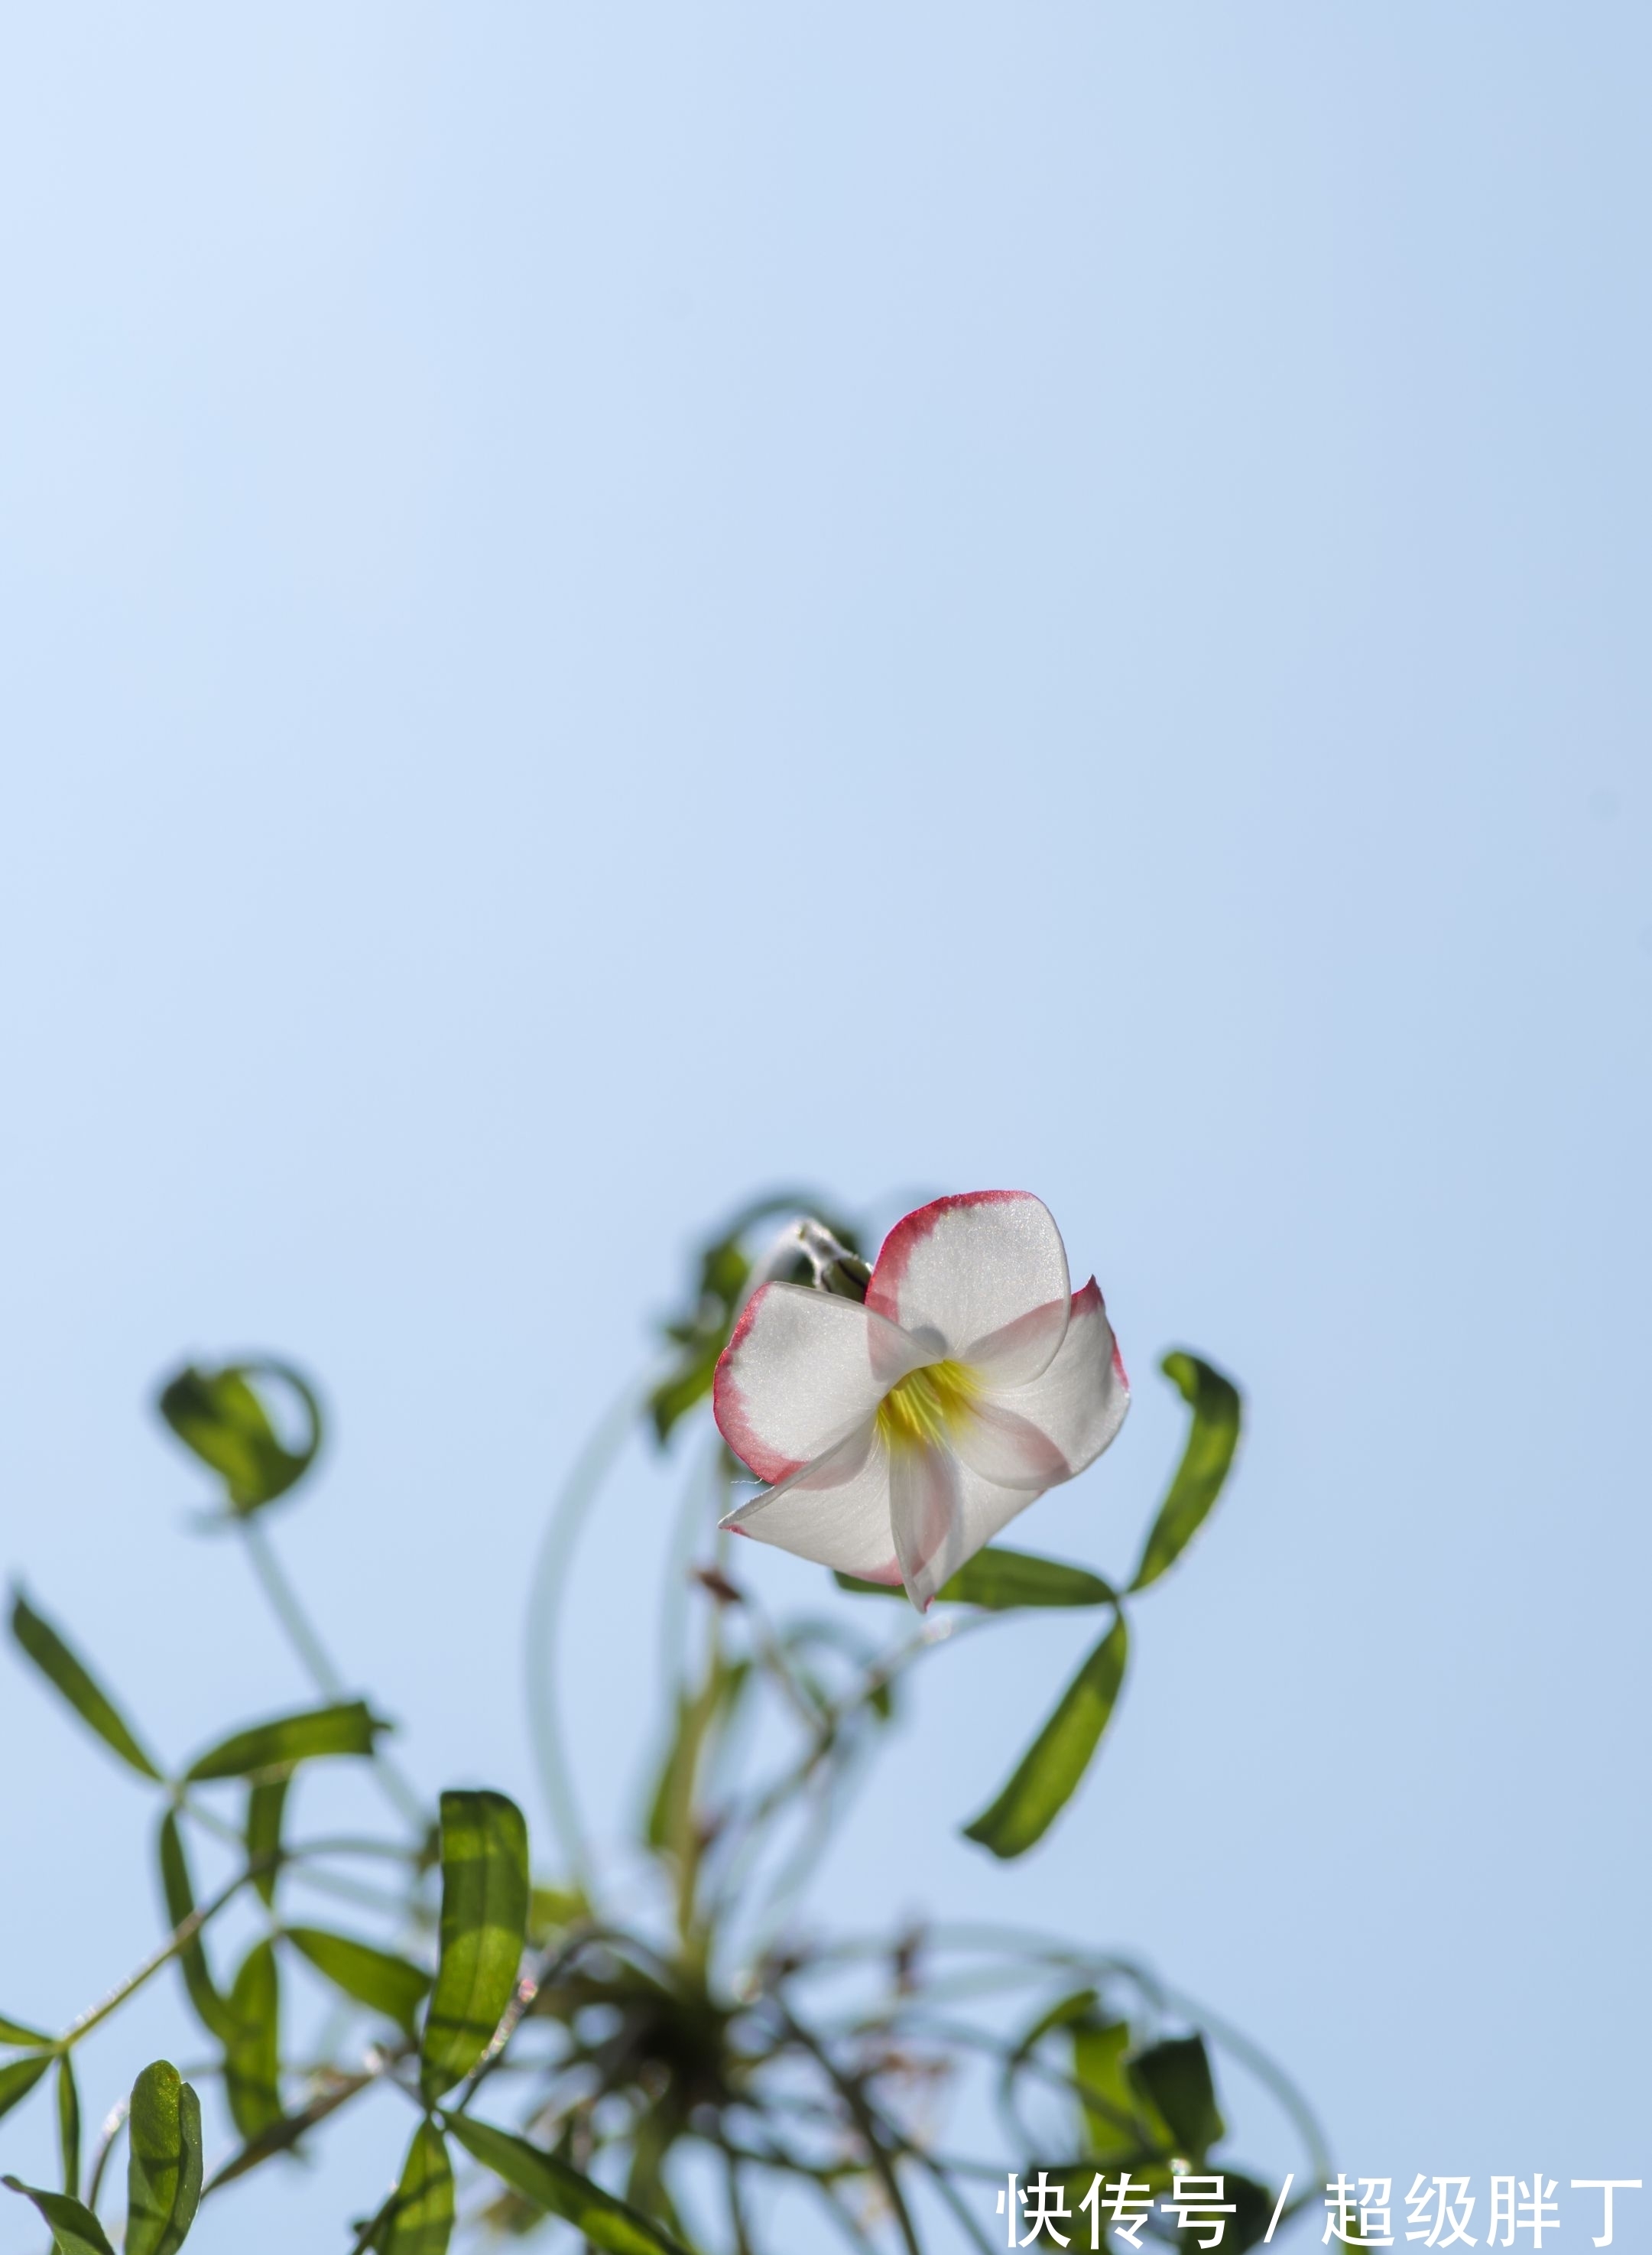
xmin=713 ymin=1283 xmax=926 ymax=1483
xmin=865 ymin=1191 xmax=1070 ymax=1376
xmin=980 ymin=1279 xmax=1129 ymax=1477
xmin=888 ymin=1444 xmax=966 ymax=1611
xmin=719 ymin=1421 xmax=900 ymax=1581
xmin=949 ymin=1398 xmax=1069 ymax=1491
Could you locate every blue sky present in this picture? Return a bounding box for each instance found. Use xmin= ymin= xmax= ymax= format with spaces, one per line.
xmin=1 ymin=5 xmax=1648 ymax=2249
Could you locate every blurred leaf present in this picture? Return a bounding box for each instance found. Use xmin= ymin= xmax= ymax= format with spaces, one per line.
xmin=155 ymin=1358 xmax=321 ymax=1516
xmin=184 ymin=1700 xmax=383 ymax=1782
xmin=9 ymin=1591 xmax=163 ymax=1781
xmin=126 ymin=2062 xmax=203 ymax=2255
xmin=420 ymin=1790 xmax=529 ymax=2103
xmin=1224 ymin=2175 xmax=1280 ymax=2253
xmin=157 ymin=1814 xmax=236 ymax=2043
xmin=246 ymin=1776 xmax=288 ymax=1906
xmin=56 ymin=2055 xmax=80 ymax=2196
xmin=645 ymin=1657 xmax=748 ymax=1857
xmin=286 ymin=1928 xmax=430 ymax=2036
xmin=836 ymin=1545 xmax=1117 ymax=1610
xmin=647 ymin=1344 xmax=725 ymax=1451
xmin=446 ymin=2116 xmax=694 ymax=2255
xmin=1130 ymin=1353 xmax=1242 ymax=1593
xmin=963 ymin=1613 xmax=1130 ymax=1858
xmin=223 ymin=1941 xmax=281 ymax=2143
xmin=374 ymin=2121 xmax=453 ymax=2255
xmin=1128 ymin=2035 xmax=1224 ymax=2160
xmin=1 ymin=2177 xmax=117 ymax=2255
xmin=527 ymin=1884 xmax=587 ymax=1945
xmin=1073 ymin=2019 xmax=1145 ymax=2162
xmin=0 ymin=2013 xmax=49 ymax=2046
xmin=0 ymin=2052 xmax=52 ymax=2123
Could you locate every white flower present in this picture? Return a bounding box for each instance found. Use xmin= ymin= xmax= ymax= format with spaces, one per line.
xmin=714 ymin=1191 xmax=1129 ymax=1610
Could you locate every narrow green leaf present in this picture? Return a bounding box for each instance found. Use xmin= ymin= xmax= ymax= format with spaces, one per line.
xmin=963 ymin=1612 xmax=1130 ymax=1858
xmin=183 ymin=1699 xmax=383 ymax=1782
xmin=1130 ymin=1353 xmax=1243 ymax=1593
xmin=126 ymin=2062 xmax=203 ymax=2255
xmin=1127 ymin=2034 xmax=1224 ymax=2159
xmin=0 ymin=2052 xmax=53 ymax=2123
xmin=836 ymin=1545 xmax=1117 ymax=1610
xmin=157 ymin=1814 xmax=236 ymax=2043
xmin=419 ymin=1791 xmax=528 ymax=2103
xmin=246 ymin=1776 xmax=289 ymax=1906
xmin=2 ymin=2179 xmax=117 ymax=2255
xmin=446 ymin=2115 xmax=694 ymax=2255
xmin=155 ymin=1359 xmax=322 ymax=1516
xmin=57 ymin=2055 xmax=80 ymax=2197
xmin=645 ymin=1656 xmax=747 ymax=1856
xmin=1072 ymin=2019 xmax=1144 ymax=2162
xmin=0 ymin=2013 xmax=49 ymax=2046
xmin=285 ymin=1927 xmax=430 ymax=2036
xmin=375 ymin=2121 xmax=453 ymax=2255
xmin=223 ymin=1941 xmax=281 ymax=2143
xmin=9 ymin=1591 xmax=163 ymax=1781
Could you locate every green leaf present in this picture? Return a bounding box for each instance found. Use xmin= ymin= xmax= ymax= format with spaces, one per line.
xmin=183 ymin=1699 xmax=384 ymax=1782
xmin=1130 ymin=1353 xmax=1242 ymax=1593
xmin=1224 ymin=2175 xmax=1281 ymax=2253
xmin=223 ymin=1941 xmax=281 ymax=2143
xmin=246 ymin=1775 xmax=289 ymax=1906
xmin=446 ymin=2115 xmax=694 ymax=2255
xmin=0 ymin=2013 xmax=49 ymax=2046
xmin=1073 ymin=2019 xmax=1146 ymax=2162
xmin=9 ymin=1591 xmax=163 ymax=1781
xmin=375 ymin=2121 xmax=454 ymax=2255
xmin=2 ymin=2177 xmax=117 ymax=2255
xmin=126 ymin=2061 xmax=203 ymax=2255
xmin=0 ymin=2052 xmax=53 ymax=2123
xmin=419 ymin=1790 xmax=529 ymax=2103
xmin=155 ymin=1358 xmax=322 ymax=1516
xmin=1128 ymin=2035 xmax=1225 ymax=2160
xmin=527 ymin=1884 xmax=587 ymax=1945
xmin=285 ymin=1927 xmax=430 ymax=2036
xmin=836 ymin=1545 xmax=1117 ymax=1610
xmin=157 ymin=1814 xmax=236 ymax=2043
xmin=644 ymin=1656 xmax=748 ymax=1857
xmin=963 ymin=1612 xmax=1130 ymax=1858
xmin=57 ymin=2055 xmax=80 ymax=2196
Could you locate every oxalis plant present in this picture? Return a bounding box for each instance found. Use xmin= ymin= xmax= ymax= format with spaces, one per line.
xmin=2 ymin=1190 xmax=1327 ymax=2253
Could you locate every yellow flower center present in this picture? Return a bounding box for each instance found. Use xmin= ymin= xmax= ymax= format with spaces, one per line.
xmin=876 ymin=1360 xmax=979 ymax=1455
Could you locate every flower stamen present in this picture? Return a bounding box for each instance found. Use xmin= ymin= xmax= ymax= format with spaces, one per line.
xmin=876 ymin=1360 xmax=979 ymax=1455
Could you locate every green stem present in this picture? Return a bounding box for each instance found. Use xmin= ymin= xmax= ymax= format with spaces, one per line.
xmin=239 ymin=1517 xmax=430 ymax=1834
xmin=61 ymin=1864 xmax=255 ymax=2049
xmin=524 ymin=1375 xmax=657 ymax=1890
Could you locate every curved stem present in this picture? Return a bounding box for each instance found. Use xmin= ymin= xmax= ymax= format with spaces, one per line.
xmin=241 ymin=1515 xmax=343 ymax=1694
xmin=239 ymin=1516 xmax=429 ymax=1834
xmin=524 ymin=1375 xmax=657 ymax=1890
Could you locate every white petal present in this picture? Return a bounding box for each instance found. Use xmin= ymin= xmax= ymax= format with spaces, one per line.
xmin=719 ymin=1422 xmax=901 ymax=1583
xmin=865 ymin=1192 xmax=1070 ymax=1377
xmin=891 ymin=1447 xmax=1050 ymax=1606
xmin=713 ymin=1283 xmax=924 ymax=1483
xmin=963 ymin=1295 xmax=1073 ymax=1389
xmin=949 ymin=1399 xmax=1069 ymax=1491
xmin=888 ymin=1444 xmax=966 ymax=1610
xmin=982 ymin=1279 xmax=1130 ymax=1477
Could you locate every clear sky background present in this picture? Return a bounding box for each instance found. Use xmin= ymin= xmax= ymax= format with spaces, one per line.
xmin=1 ymin=6 xmax=1648 ymax=2250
